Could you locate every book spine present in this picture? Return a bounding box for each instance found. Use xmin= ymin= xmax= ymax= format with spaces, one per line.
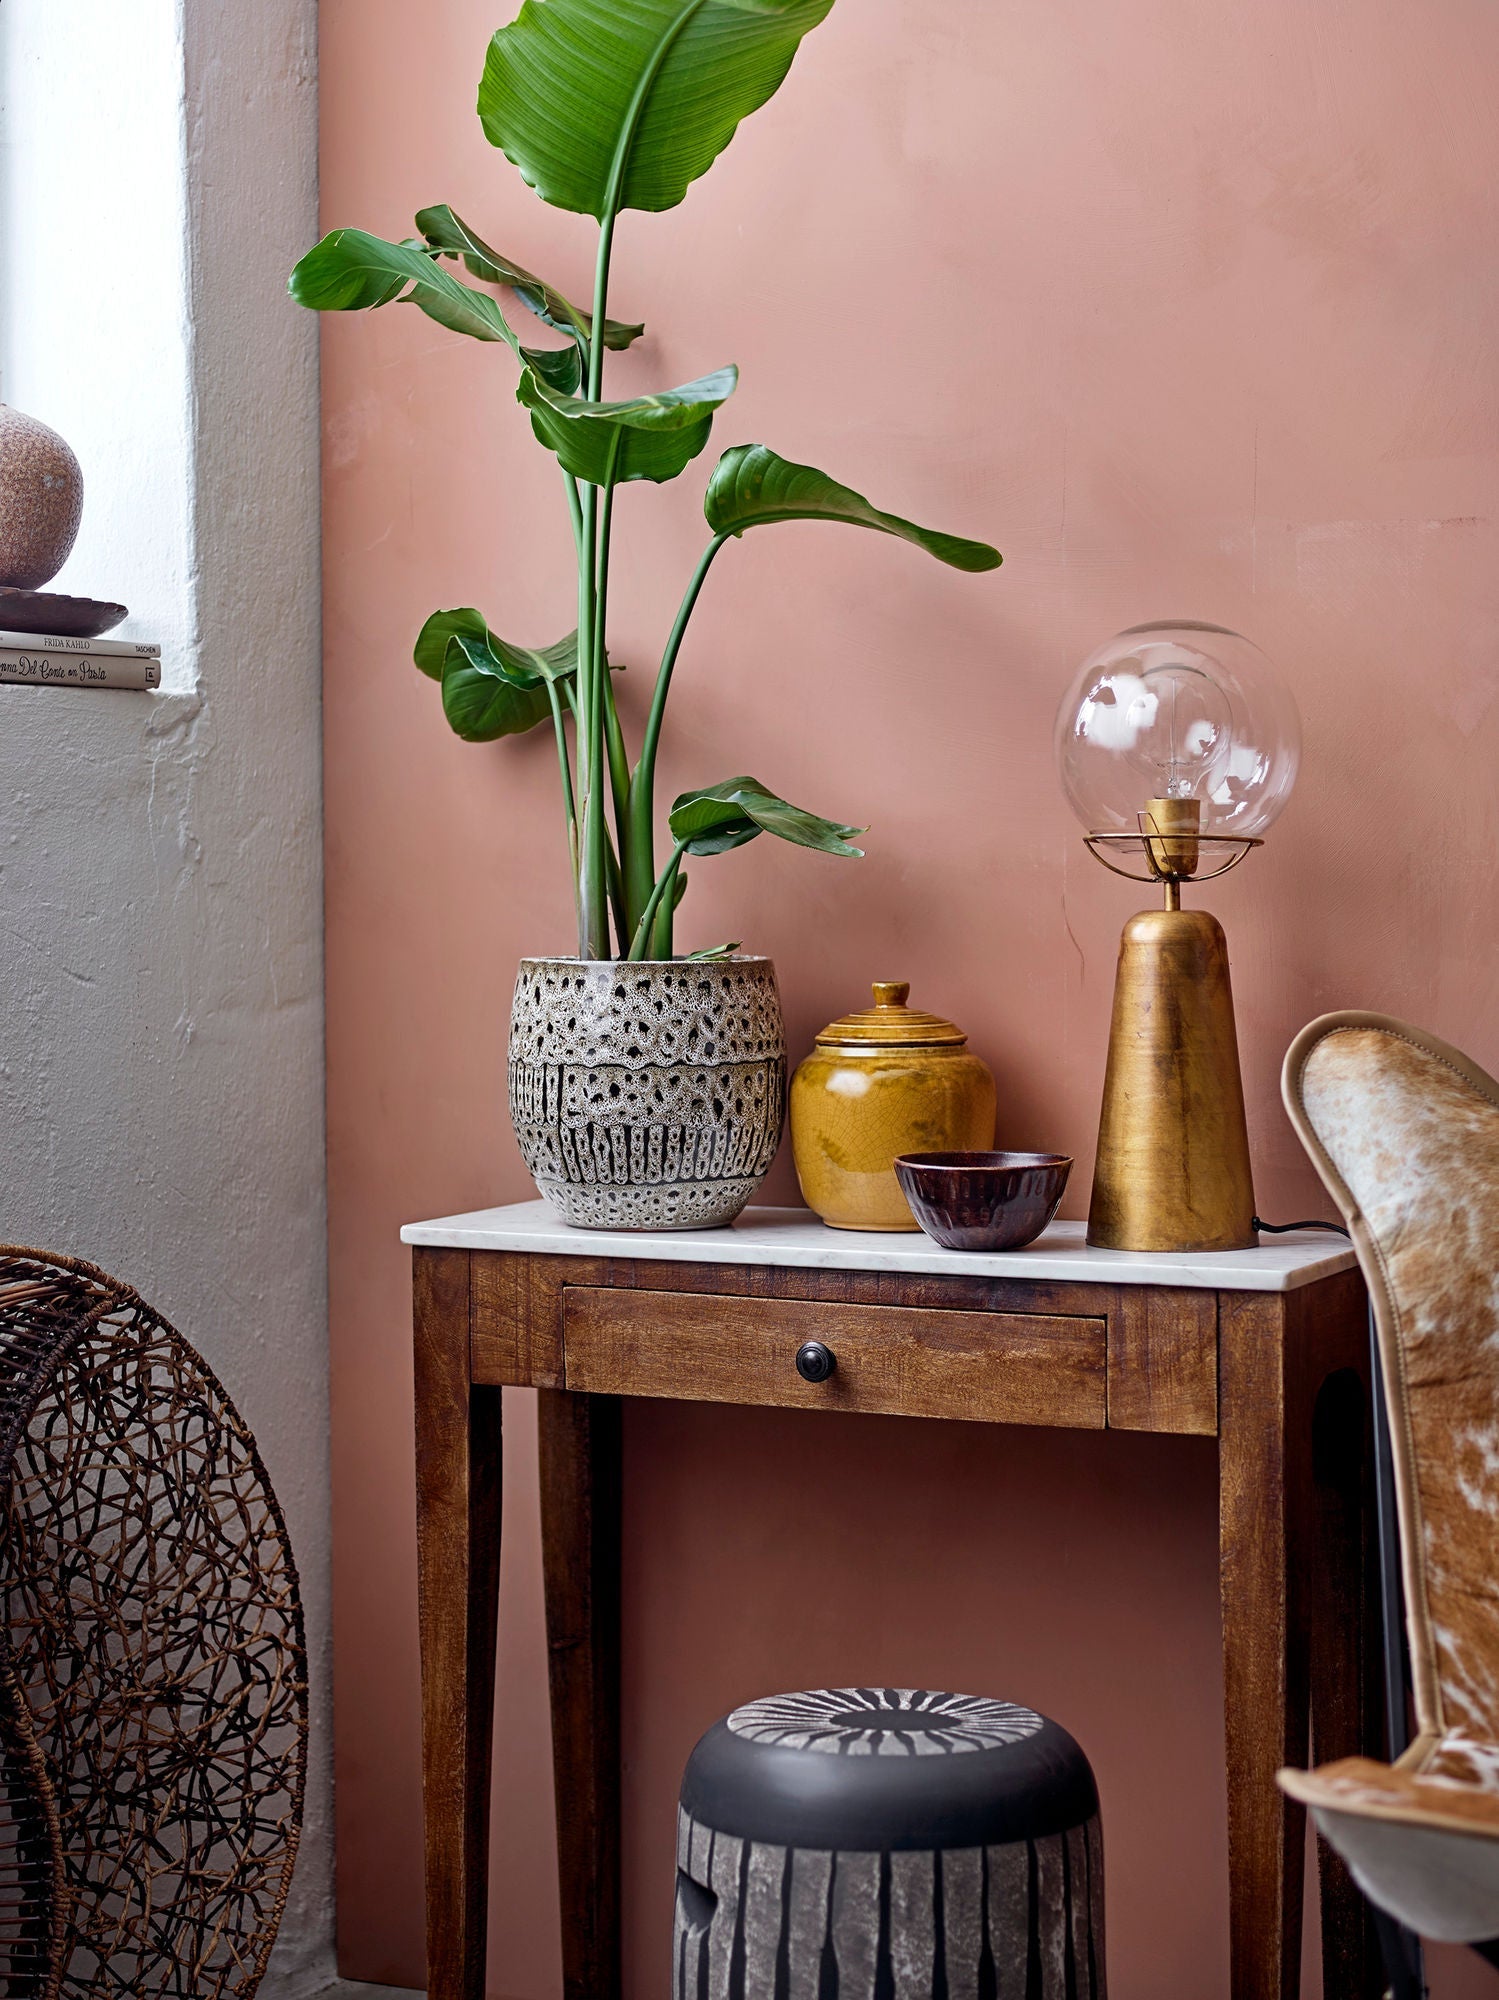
xmin=0 ymin=629 xmax=160 ymax=658
xmin=0 ymin=647 xmax=160 ymax=691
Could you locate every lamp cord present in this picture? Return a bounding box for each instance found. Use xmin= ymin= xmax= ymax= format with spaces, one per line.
xmin=1253 ymin=1215 xmax=1351 ymax=1239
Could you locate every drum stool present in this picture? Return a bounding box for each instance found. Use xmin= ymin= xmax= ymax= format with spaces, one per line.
xmin=674 ymin=1686 xmax=1105 ymax=1997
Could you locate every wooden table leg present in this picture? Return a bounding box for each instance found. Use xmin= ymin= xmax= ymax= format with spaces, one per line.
xmin=1306 ymin=1367 xmax=1382 ymax=1997
xmin=1219 ymin=1290 xmax=1313 ymax=2000
xmin=415 ymin=1247 xmax=503 ymax=2000
xmin=1306 ymin=1289 xmax=1384 ymax=1999
xmin=539 ymin=1388 xmax=622 ymax=2000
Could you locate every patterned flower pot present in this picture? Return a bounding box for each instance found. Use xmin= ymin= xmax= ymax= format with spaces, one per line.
xmin=508 ymin=956 xmax=786 ymax=1229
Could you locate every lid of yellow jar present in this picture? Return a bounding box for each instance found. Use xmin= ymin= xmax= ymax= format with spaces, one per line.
xmin=814 ymin=982 xmax=969 ymax=1050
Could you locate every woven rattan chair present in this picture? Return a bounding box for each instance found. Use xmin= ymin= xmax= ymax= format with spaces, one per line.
xmin=1278 ymin=1013 xmax=1499 ymax=1951
xmin=0 ymin=1247 xmax=307 ymax=1998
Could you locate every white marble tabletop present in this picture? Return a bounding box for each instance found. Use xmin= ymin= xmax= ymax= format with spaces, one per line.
xmin=401 ymin=1200 xmax=1357 ymax=1294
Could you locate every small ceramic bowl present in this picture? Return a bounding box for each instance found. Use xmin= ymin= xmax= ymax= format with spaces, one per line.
xmin=893 ymin=1150 xmax=1073 ymax=1252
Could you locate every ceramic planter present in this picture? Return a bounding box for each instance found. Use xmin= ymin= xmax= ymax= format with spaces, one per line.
xmin=508 ymin=955 xmax=786 ymax=1229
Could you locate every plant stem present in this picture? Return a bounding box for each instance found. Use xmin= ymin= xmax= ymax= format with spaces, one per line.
xmin=604 ymin=682 xmax=631 ymax=862
xmin=627 ymin=840 xmax=688 ymax=961
xmin=581 ymin=430 xmax=623 ymax=958
xmin=563 ymin=472 xmax=584 ymax=558
xmin=588 ymin=231 xmax=616 ymax=405
xmin=575 ymin=478 xmax=609 ymax=958
xmin=545 ymin=678 xmax=577 ymax=843
xmin=581 ymin=0 xmax=705 ymax=954
xmin=624 ymin=533 xmax=729 ymax=927
xmin=574 ymin=146 xmax=621 ymax=956
xmin=604 ymin=834 xmax=629 ymax=954
xmin=649 ymin=850 xmax=682 ymax=959
xmin=585 ymin=3 xmax=701 ymax=393
xmin=546 ymin=677 xmax=582 ymax=934
xmin=592 ymin=453 xmax=629 ymax=846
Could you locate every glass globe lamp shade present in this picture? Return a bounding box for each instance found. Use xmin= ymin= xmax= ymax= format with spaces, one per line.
xmin=1054 ymin=621 xmax=1300 ymax=840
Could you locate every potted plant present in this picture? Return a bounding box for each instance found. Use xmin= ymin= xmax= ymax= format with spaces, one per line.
xmin=291 ymin=0 xmax=1001 ymax=1228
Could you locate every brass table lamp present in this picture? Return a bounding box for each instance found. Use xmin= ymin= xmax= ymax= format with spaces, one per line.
xmin=1054 ymin=622 xmax=1301 ymax=1252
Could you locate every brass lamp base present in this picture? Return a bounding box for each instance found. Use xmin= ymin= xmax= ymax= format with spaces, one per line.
xmin=1087 ymin=906 xmax=1257 ymax=1252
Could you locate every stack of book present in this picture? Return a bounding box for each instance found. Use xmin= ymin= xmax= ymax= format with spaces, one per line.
xmin=0 ymin=629 xmax=160 ymax=691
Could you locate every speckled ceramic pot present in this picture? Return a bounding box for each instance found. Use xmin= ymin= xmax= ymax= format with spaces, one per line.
xmin=0 ymin=405 xmax=84 ymax=590
xmin=508 ymin=956 xmax=786 ymax=1229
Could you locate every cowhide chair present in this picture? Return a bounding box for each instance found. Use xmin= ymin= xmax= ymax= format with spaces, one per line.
xmin=1278 ymin=1012 xmax=1499 ymax=1957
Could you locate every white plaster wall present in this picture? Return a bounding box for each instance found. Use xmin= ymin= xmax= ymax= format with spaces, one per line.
xmin=0 ymin=4 xmax=339 ymax=1993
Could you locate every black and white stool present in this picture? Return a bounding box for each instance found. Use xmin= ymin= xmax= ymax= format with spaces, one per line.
xmin=674 ymin=1687 xmax=1105 ymax=1999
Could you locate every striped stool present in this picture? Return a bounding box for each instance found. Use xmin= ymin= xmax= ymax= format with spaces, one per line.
xmin=674 ymin=1687 xmax=1105 ymax=1998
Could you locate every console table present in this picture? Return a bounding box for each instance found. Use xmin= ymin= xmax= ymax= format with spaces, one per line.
xmin=402 ymin=1201 xmax=1378 ymax=2000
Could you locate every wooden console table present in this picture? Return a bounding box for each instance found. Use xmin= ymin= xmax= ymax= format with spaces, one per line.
xmin=402 ymin=1201 xmax=1378 ymax=2000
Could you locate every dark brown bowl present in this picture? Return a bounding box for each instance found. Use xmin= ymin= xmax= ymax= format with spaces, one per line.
xmin=0 ymin=589 xmax=128 ymax=639
xmin=893 ymin=1150 xmax=1073 ymax=1252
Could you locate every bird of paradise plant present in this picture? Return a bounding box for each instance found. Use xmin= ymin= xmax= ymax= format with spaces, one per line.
xmin=291 ymin=0 xmax=1000 ymax=961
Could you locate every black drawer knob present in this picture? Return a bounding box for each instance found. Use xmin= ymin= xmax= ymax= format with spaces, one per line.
xmin=795 ymin=1340 xmax=836 ymax=1384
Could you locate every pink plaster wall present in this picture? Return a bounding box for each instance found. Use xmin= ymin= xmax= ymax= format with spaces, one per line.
xmin=318 ymin=1 xmax=1499 ymax=1993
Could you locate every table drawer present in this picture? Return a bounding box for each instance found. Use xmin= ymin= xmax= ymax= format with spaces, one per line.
xmin=561 ymin=1287 xmax=1106 ymax=1428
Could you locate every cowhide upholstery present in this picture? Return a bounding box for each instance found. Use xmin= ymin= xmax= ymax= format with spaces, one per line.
xmin=1277 ymin=1012 xmax=1499 ymax=1942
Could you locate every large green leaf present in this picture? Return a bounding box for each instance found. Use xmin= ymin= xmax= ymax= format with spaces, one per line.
xmin=441 ymin=637 xmax=557 ymax=741
xmin=290 ymin=230 xmax=520 ymax=349
xmin=705 ymin=444 xmax=1003 ymax=572
xmin=455 ymin=628 xmax=585 ymax=686
xmin=522 ymin=343 xmax=584 ymax=396
xmin=416 ymin=612 xmax=576 ymax=740
xmin=669 ymin=775 xmax=864 ymax=858
xmin=478 ymin=0 xmax=836 ymax=219
xmin=414 ymin=607 xmax=490 ymax=680
xmin=519 ymin=363 xmax=737 ymax=486
xmin=416 ymin=607 xmax=584 ymax=685
xmin=415 ymin=204 xmax=643 ymax=349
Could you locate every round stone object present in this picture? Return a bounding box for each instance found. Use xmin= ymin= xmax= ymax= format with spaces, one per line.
xmin=0 ymin=404 xmax=84 ymax=590
xmin=676 ymin=1687 xmax=1106 ymax=1998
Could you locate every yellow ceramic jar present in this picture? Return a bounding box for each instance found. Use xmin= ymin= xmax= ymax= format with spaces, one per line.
xmin=790 ymin=982 xmax=997 ymax=1230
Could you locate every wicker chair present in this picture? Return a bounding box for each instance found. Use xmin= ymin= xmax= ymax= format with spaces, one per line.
xmin=0 ymin=1247 xmax=307 ymax=1999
